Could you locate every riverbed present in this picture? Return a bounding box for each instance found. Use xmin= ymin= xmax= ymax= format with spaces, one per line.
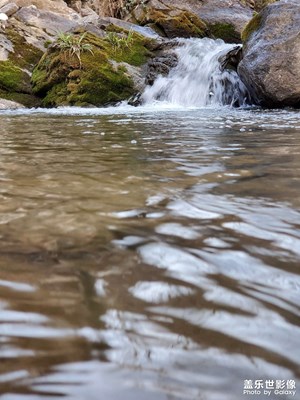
xmin=0 ymin=105 xmax=299 ymax=400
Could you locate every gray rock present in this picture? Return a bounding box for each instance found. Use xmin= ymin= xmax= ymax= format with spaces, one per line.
xmin=0 ymin=0 xmax=10 ymax=8
xmin=0 ymin=33 xmax=13 ymax=60
xmin=127 ymin=0 xmax=253 ymax=42
xmin=81 ymin=5 xmax=99 ymax=18
xmin=14 ymin=6 xmax=78 ymax=36
xmin=98 ymin=17 xmax=160 ymax=39
xmin=238 ymin=0 xmax=300 ymax=107
xmin=0 ymin=3 xmax=19 ymax=17
xmin=219 ymin=45 xmax=242 ymax=71
xmin=197 ymin=0 xmax=252 ymax=34
xmin=0 ymin=99 xmax=25 ymax=109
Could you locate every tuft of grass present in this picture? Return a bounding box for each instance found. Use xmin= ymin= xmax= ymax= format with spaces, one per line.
xmin=105 ymin=30 xmax=134 ymax=52
xmin=53 ymin=32 xmax=94 ymax=68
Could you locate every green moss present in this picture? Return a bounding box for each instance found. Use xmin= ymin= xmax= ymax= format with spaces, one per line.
xmin=44 ymin=40 xmax=52 ymax=48
xmin=0 ymin=29 xmax=44 ymax=107
xmin=5 ymin=28 xmax=43 ymax=70
xmin=31 ymin=31 xmax=146 ymax=107
xmin=0 ymin=89 xmax=41 ymax=107
xmin=103 ymin=31 xmax=153 ymax=66
xmin=241 ymin=13 xmax=262 ymax=42
xmin=68 ymin=68 xmax=134 ymax=106
xmin=42 ymin=82 xmax=69 ymax=107
xmin=0 ymin=60 xmax=31 ymax=92
xmin=144 ymin=9 xmax=207 ymax=38
xmin=106 ymin=24 xmax=125 ymax=33
xmin=208 ymin=23 xmax=240 ymax=43
xmin=32 ymin=49 xmax=79 ymax=96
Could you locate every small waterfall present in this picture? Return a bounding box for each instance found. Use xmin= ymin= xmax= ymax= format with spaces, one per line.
xmin=141 ymin=38 xmax=249 ymax=107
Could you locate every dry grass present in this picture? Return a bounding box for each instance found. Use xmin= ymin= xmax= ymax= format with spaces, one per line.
xmin=101 ymin=0 xmax=142 ymax=18
xmin=241 ymin=0 xmax=277 ymax=11
xmin=102 ymin=0 xmax=126 ymax=17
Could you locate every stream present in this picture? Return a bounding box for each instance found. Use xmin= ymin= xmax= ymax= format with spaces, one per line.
xmin=0 ymin=104 xmax=299 ymax=399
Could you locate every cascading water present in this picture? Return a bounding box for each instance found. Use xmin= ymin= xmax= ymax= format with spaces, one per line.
xmin=141 ymin=38 xmax=249 ymax=107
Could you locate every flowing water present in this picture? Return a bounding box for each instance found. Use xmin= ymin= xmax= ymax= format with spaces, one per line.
xmin=141 ymin=38 xmax=248 ymax=107
xmin=0 ymin=38 xmax=300 ymax=400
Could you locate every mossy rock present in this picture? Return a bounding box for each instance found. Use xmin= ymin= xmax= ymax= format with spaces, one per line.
xmin=0 ymin=29 xmax=43 ymax=107
xmin=0 ymin=61 xmax=31 ymax=93
xmin=0 ymin=89 xmax=42 ymax=108
xmin=32 ymin=30 xmax=153 ymax=107
xmin=155 ymin=10 xmax=208 ymax=38
xmin=5 ymin=28 xmax=43 ymax=71
xmin=133 ymin=7 xmax=208 ymax=38
xmin=208 ymin=23 xmax=241 ymax=43
xmin=241 ymin=13 xmax=262 ymax=43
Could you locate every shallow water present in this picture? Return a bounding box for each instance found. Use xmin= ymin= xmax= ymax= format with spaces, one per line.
xmin=0 ymin=105 xmax=299 ymax=400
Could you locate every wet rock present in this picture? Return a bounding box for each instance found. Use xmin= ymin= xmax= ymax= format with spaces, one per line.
xmin=145 ymin=53 xmax=178 ymax=85
xmin=238 ymin=0 xmax=300 ymax=107
xmin=219 ymin=45 xmax=242 ymax=71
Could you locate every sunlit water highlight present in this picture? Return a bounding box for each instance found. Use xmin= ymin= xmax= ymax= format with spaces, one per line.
xmin=0 ymin=105 xmax=299 ymax=400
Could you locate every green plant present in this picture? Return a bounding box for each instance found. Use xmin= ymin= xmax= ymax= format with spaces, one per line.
xmin=53 ymin=32 xmax=94 ymax=68
xmin=44 ymin=40 xmax=52 ymax=48
xmin=105 ymin=30 xmax=134 ymax=52
xmin=105 ymin=31 xmax=122 ymax=48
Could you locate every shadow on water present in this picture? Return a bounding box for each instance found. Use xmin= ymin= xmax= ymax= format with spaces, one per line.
xmin=0 ymin=107 xmax=299 ymax=399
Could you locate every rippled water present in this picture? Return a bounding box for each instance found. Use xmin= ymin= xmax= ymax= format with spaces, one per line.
xmin=0 ymin=105 xmax=299 ymax=400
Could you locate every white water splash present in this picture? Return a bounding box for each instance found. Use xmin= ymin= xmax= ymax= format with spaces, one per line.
xmin=141 ymin=38 xmax=249 ymax=107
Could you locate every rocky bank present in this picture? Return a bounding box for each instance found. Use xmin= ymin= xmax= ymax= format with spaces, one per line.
xmin=0 ymin=0 xmax=299 ymax=109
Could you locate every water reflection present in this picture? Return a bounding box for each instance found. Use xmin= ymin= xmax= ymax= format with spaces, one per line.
xmin=0 ymin=106 xmax=299 ymax=399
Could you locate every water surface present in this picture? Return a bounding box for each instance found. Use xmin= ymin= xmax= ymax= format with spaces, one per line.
xmin=0 ymin=105 xmax=299 ymax=400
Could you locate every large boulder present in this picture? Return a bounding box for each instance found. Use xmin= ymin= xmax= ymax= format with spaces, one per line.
xmin=125 ymin=0 xmax=254 ymax=43
xmin=238 ymin=0 xmax=300 ymax=107
xmin=31 ymin=27 xmax=155 ymax=107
